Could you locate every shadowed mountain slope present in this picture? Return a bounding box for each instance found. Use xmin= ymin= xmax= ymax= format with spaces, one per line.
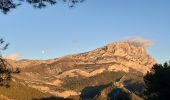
xmin=6 ymin=42 xmax=156 ymax=99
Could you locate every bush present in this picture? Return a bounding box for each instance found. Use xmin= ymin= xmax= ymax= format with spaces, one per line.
xmin=0 ymin=38 xmax=11 ymax=87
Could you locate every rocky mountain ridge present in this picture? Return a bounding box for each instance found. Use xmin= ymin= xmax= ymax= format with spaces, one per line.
xmin=7 ymin=42 xmax=156 ymax=99
xmin=8 ymin=42 xmax=156 ymax=73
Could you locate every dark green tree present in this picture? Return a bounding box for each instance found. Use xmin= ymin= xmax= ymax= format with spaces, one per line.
xmin=0 ymin=0 xmax=84 ymax=14
xmin=144 ymin=61 xmax=170 ymax=100
xmin=0 ymin=38 xmax=11 ymax=87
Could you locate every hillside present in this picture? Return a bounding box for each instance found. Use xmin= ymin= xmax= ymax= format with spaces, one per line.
xmin=0 ymin=78 xmax=52 ymax=100
xmin=6 ymin=42 xmax=156 ymax=99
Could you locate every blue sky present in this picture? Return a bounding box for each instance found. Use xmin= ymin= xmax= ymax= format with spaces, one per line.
xmin=0 ymin=0 xmax=170 ymax=63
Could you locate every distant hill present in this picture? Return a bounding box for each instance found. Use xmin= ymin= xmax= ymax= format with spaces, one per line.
xmin=6 ymin=42 xmax=156 ymax=99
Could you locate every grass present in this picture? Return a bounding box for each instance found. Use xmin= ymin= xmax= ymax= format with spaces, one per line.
xmin=0 ymin=78 xmax=52 ymax=100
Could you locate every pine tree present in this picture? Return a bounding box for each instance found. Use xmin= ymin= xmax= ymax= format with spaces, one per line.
xmin=144 ymin=61 xmax=170 ymax=100
xmin=0 ymin=0 xmax=84 ymax=14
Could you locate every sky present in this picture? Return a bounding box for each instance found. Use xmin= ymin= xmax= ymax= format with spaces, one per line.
xmin=0 ymin=0 xmax=170 ymax=63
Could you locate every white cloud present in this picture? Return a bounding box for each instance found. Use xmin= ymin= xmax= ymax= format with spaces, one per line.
xmin=126 ymin=37 xmax=154 ymax=47
xmin=5 ymin=54 xmax=21 ymax=60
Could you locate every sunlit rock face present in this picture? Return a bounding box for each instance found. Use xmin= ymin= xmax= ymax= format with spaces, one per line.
xmin=8 ymin=42 xmax=156 ymax=98
xmin=68 ymin=42 xmax=156 ymax=74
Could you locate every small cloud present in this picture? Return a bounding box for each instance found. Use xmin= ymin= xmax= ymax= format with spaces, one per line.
xmin=5 ymin=54 xmax=21 ymax=60
xmin=126 ymin=37 xmax=154 ymax=47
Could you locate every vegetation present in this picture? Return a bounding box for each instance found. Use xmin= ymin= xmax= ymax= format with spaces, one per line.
xmin=13 ymin=67 xmax=21 ymax=73
xmin=107 ymin=88 xmax=131 ymax=100
xmin=0 ymin=38 xmax=11 ymax=87
xmin=123 ymin=71 xmax=145 ymax=97
xmin=0 ymin=0 xmax=84 ymax=14
xmin=62 ymin=71 xmax=125 ymax=91
xmin=0 ymin=78 xmax=52 ymax=100
xmin=144 ymin=61 xmax=170 ymax=100
xmin=81 ymin=82 xmax=143 ymax=100
xmin=81 ymin=83 xmax=112 ymax=99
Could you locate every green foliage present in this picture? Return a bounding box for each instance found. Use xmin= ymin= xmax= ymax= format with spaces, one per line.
xmin=0 ymin=0 xmax=84 ymax=14
xmin=62 ymin=71 xmax=125 ymax=91
xmin=144 ymin=61 xmax=170 ymax=100
xmin=0 ymin=79 xmax=52 ymax=100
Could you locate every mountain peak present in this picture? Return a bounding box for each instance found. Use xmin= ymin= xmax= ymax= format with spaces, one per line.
xmin=63 ymin=42 xmax=156 ymax=74
xmin=8 ymin=42 xmax=156 ymax=74
xmin=104 ymin=42 xmax=147 ymax=56
xmin=9 ymin=41 xmax=156 ymax=98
